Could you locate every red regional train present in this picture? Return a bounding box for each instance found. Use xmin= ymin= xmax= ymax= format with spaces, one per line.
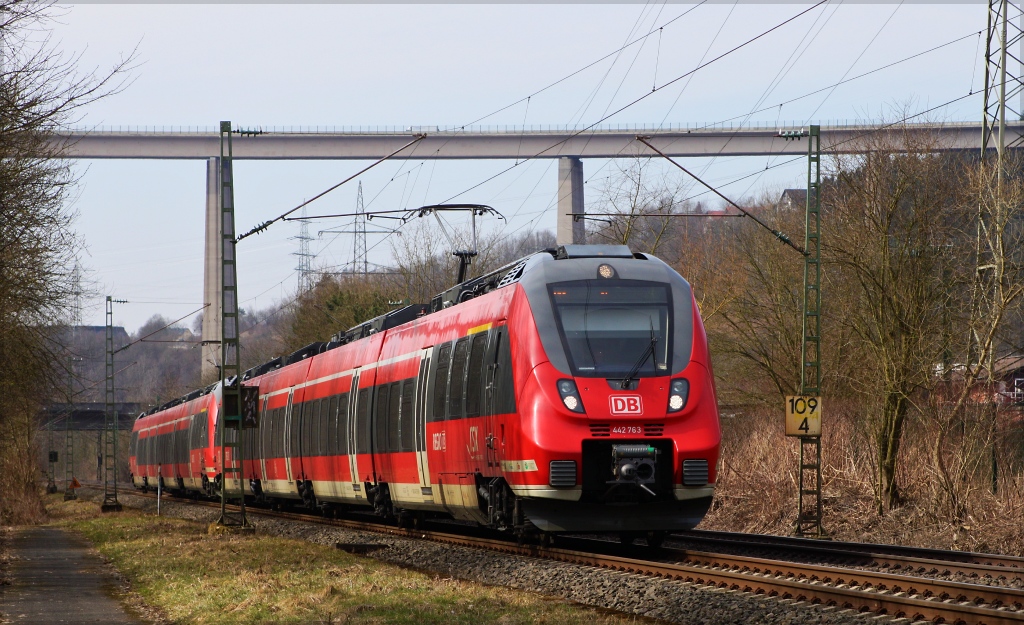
xmin=129 ymin=244 xmax=721 ymax=540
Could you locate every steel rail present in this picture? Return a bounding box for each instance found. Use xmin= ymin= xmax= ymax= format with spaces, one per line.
xmin=676 ymin=529 xmax=1024 ymax=574
xmin=655 ymin=546 xmax=1024 ymax=609
xmin=104 ymin=488 xmax=1024 ymax=625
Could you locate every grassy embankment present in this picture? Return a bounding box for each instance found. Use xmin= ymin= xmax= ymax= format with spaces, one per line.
xmin=46 ymin=496 xmax=642 ymax=625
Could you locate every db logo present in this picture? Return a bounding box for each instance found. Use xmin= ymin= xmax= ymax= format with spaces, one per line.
xmin=609 ymin=396 xmax=643 ymax=415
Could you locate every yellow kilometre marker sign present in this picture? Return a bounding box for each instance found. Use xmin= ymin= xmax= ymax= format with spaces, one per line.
xmin=785 ymin=396 xmax=821 ymax=437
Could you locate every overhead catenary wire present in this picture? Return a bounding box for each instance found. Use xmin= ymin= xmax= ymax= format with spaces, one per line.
xmin=804 ymin=1 xmax=904 ymax=123
xmin=113 ymin=304 xmax=209 ymax=355
xmin=440 ymin=1 xmax=828 ymax=206
xmin=637 ymin=135 xmax=801 ymax=256
xmin=448 ymin=0 xmax=710 ymax=131
xmin=236 ymin=135 xmax=425 ymax=243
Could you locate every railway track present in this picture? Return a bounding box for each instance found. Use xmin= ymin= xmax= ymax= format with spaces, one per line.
xmin=656 ymin=530 xmax=1024 ymax=587
xmin=673 ymin=529 xmax=1024 ymax=576
xmin=101 ymin=488 xmax=1024 ymax=625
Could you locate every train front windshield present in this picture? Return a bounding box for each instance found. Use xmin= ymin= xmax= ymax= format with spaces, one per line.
xmin=548 ymin=280 xmax=672 ymax=378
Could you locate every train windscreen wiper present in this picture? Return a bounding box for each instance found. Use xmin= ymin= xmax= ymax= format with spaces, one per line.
xmin=620 ymin=323 xmax=657 ymax=390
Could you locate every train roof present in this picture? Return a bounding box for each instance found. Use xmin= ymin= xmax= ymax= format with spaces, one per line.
xmin=144 ymin=244 xmax=652 ymax=417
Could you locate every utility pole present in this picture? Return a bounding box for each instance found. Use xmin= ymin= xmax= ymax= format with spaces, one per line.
xmin=101 ymin=296 xmax=126 ymax=512
xmin=979 ymin=0 xmax=1022 ymax=492
xmin=45 ymin=411 xmax=57 ymax=494
xmin=795 ymin=126 xmax=824 ymax=538
xmin=292 ymin=206 xmax=314 ymax=293
xmin=353 ymin=180 xmax=367 ymax=275
xmin=216 ymin=121 xmax=251 ymax=529
xmin=62 ymin=357 xmax=81 ymax=501
xmin=318 ymin=180 xmax=396 ymax=276
xmin=64 ymin=268 xmax=82 ymax=501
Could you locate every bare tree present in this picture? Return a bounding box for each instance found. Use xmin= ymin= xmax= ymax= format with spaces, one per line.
xmin=825 ymin=126 xmax=970 ymax=512
xmin=0 ymin=0 xmax=133 ymax=522
xmin=587 ymin=157 xmax=696 ymax=260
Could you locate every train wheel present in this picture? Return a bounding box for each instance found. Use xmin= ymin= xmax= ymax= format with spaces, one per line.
xmin=645 ymin=531 xmax=667 ymax=548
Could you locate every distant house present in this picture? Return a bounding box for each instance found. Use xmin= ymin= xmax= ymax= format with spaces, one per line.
xmin=160 ymin=327 xmax=195 ymax=349
xmin=993 ymin=355 xmax=1024 ymax=406
xmin=73 ymin=325 xmax=130 ymax=347
xmin=779 ymin=189 xmax=807 ymax=211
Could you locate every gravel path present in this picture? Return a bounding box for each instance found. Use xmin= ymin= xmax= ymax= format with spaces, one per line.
xmin=96 ymin=490 xmax=907 ymax=625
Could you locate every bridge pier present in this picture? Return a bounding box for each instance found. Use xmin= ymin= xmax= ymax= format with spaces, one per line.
xmin=556 ymin=156 xmax=585 ymax=246
xmin=201 ymin=157 xmax=222 ymax=384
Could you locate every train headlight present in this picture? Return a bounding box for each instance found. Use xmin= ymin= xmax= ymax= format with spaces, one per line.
xmin=667 ymin=379 xmax=689 ymax=413
xmin=557 ymin=379 xmax=585 ymax=413
xmin=597 ymin=264 xmax=617 ymax=279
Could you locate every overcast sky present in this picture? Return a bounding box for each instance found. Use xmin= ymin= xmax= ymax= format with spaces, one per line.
xmin=54 ymin=3 xmax=989 ymax=332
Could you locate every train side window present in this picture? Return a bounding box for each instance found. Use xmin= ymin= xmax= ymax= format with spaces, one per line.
xmin=355 ymin=388 xmax=372 ymax=454
xmin=260 ymin=407 xmax=271 ymax=457
xmin=177 ymin=428 xmax=186 ymax=464
xmin=489 ymin=327 xmax=516 ymax=415
xmin=274 ymin=408 xmax=285 ymax=458
xmin=400 ymin=377 xmax=416 ymax=452
xmin=267 ymin=409 xmax=276 ymax=458
xmin=374 ymin=385 xmax=389 ymax=453
xmin=387 ymin=382 xmax=402 ymax=453
xmin=337 ymin=392 xmax=350 ymax=456
xmin=430 ymin=343 xmax=451 ymax=422
xmin=317 ymin=398 xmax=326 ymax=456
xmin=465 ymin=331 xmax=488 ymax=418
xmin=290 ymin=401 xmax=301 ymax=454
xmin=324 ymin=396 xmax=338 ymax=456
xmin=308 ymin=399 xmax=321 ymax=457
xmin=448 ymin=337 xmax=470 ymax=420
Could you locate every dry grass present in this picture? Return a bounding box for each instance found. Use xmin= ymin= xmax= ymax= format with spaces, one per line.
xmin=46 ymin=497 xmax=648 ymax=625
xmin=703 ymin=405 xmax=1024 ymax=555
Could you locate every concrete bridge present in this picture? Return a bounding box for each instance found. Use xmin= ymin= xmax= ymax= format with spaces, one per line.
xmin=57 ymin=121 xmax=1006 ymax=380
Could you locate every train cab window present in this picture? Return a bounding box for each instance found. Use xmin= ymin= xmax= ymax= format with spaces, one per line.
xmin=465 ymin=331 xmax=488 ymax=418
xmin=548 ymin=280 xmax=673 ymax=378
xmin=387 ymin=382 xmax=401 ymax=453
xmin=431 ymin=343 xmax=451 ymax=422
xmin=399 ymin=379 xmax=416 ymax=452
xmin=448 ymin=337 xmax=470 ymax=420
xmin=355 ymin=388 xmax=372 ymax=454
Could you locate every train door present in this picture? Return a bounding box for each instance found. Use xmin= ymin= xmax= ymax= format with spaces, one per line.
xmin=415 ymin=350 xmax=432 ymax=492
xmin=346 ymin=372 xmax=362 ymax=494
xmin=483 ymin=330 xmax=503 ymax=469
xmin=284 ymin=389 xmax=295 ymax=483
xmin=258 ymin=395 xmax=269 ymax=482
